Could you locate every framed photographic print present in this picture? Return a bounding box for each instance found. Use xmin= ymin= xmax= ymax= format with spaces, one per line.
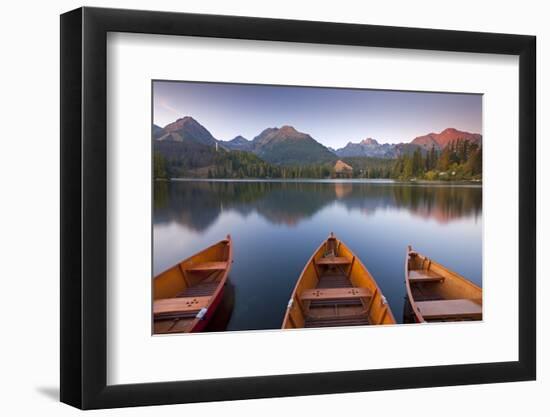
xmin=60 ymin=6 xmax=536 ymax=409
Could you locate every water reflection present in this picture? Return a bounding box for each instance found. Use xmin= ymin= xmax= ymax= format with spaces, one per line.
xmin=154 ymin=180 xmax=482 ymax=232
xmin=153 ymin=180 xmax=482 ymax=329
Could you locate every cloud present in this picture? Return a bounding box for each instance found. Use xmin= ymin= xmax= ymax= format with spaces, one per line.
xmin=158 ymin=98 xmax=182 ymax=117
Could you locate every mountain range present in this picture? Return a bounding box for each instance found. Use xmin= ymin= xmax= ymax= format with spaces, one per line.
xmin=240 ymin=125 xmax=335 ymax=164
xmin=154 ymin=116 xmax=218 ymax=146
xmin=333 ymin=128 xmax=482 ymax=158
xmin=153 ymin=116 xmax=482 ymax=165
xmin=335 ymin=138 xmax=398 ymax=158
xmin=153 ymin=117 xmax=337 ymax=165
xmin=410 ymin=128 xmax=482 ymax=151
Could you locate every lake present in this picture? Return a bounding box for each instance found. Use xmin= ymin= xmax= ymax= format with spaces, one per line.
xmin=153 ymin=180 xmax=482 ymax=330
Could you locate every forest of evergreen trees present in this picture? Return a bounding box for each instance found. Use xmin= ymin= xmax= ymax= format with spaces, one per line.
xmin=206 ymin=155 xmax=334 ymax=179
xmin=391 ymin=140 xmax=482 ymax=181
xmin=154 ymin=139 xmax=482 ymax=181
xmin=342 ymin=157 xmax=395 ymax=178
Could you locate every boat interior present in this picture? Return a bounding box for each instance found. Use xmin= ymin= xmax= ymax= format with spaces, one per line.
xmin=407 ymin=249 xmax=482 ymax=322
xmin=153 ymin=239 xmax=230 ymax=333
xmin=284 ymin=235 xmax=393 ymax=329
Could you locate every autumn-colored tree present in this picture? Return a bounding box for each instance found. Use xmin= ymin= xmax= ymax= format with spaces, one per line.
xmin=437 ymin=147 xmax=452 ymax=171
xmin=465 ymin=146 xmax=482 ymax=176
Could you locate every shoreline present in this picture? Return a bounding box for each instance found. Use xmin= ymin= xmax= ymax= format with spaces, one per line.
xmin=157 ymin=178 xmax=482 ymax=186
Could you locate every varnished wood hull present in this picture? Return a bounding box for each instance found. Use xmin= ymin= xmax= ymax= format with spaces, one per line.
xmin=282 ymin=233 xmax=396 ymax=329
xmin=405 ymin=246 xmax=482 ymax=323
xmin=153 ymin=236 xmax=232 ymax=334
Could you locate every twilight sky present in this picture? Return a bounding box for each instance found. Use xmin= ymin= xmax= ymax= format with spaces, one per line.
xmin=153 ymin=81 xmax=482 ymax=148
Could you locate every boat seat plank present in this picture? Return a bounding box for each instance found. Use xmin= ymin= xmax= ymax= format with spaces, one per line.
xmin=300 ymin=287 xmax=372 ymax=301
xmin=415 ymin=299 xmax=482 ymax=320
xmin=305 ymin=314 xmax=370 ymax=328
xmin=315 ymin=257 xmax=351 ymax=266
xmin=186 ymin=261 xmax=228 ymax=272
xmin=153 ymin=296 xmax=210 ymax=316
xmin=409 ymin=269 xmax=444 ymax=283
xmin=309 ymin=299 xmax=363 ymax=307
xmin=154 ymin=311 xmax=198 ymax=321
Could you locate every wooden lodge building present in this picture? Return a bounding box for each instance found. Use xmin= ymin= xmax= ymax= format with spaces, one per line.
xmin=332 ymin=160 xmax=353 ymax=178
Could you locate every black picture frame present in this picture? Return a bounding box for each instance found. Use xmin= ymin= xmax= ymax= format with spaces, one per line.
xmin=60 ymin=6 xmax=536 ymax=410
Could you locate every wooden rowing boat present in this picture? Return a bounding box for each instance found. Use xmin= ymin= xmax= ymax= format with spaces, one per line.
xmin=153 ymin=235 xmax=233 ymax=334
xmin=405 ymin=245 xmax=482 ymax=323
xmin=282 ymin=233 xmax=396 ymax=329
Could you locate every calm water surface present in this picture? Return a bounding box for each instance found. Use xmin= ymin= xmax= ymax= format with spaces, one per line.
xmin=153 ymin=180 xmax=482 ymax=329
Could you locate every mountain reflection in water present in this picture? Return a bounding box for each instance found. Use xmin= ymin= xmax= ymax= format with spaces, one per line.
xmin=153 ymin=180 xmax=482 ymax=330
xmin=154 ymin=180 xmax=482 ymax=231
